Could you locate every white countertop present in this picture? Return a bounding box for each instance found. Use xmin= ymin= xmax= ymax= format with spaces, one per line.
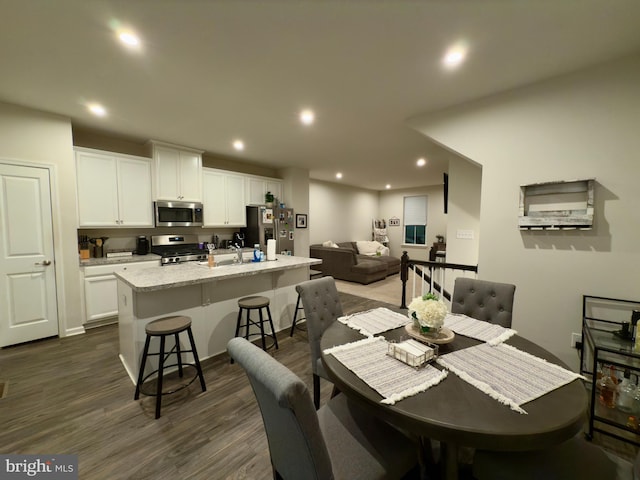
xmin=115 ymin=255 xmax=322 ymax=292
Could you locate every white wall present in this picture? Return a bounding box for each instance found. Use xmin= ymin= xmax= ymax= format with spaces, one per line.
xmin=445 ymin=156 xmax=481 ymax=266
xmin=278 ymin=166 xmax=310 ymax=256
xmin=309 ymin=180 xmax=379 ymax=245
xmin=0 ymin=101 xmax=83 ymax=336
xmin=379 ymin=185 xmax=447 ymax=260
xmin=410 ymin=54 xmax=640 ymax=369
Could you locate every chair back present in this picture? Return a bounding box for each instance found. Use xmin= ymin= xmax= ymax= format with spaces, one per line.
xmin=227 ymin=337 xmax=333 ymax=480
xmin=295 ymin=276 xmax=344 ymax=375
xmin=451 ymin=277 xmax=516 ymax=328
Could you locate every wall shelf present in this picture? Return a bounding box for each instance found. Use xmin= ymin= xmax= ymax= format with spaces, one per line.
xmin=518 ymin=178 xmax=594 ymax=230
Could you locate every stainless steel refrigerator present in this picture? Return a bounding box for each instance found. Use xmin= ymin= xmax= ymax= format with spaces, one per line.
xmin=243 ymin=205 xmax=295 ymax=255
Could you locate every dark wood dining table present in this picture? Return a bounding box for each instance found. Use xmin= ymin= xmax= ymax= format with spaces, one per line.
xmin=320 ymin=320 xmax=587 ymax=479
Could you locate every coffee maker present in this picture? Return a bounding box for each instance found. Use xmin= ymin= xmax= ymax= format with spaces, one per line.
xmin=136 ymin=236 xmax=150 ymax=255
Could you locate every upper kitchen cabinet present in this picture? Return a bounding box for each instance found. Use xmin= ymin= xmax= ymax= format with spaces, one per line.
xmin=75 ymin=148 xmax=153 ymax=228
xmin=202 ymin=168 xmax=246 ymax=227
xmin=149 ymin=140 xmax=203 ymax=202
xmin=246 ymin=175 xmax=283 ymax=205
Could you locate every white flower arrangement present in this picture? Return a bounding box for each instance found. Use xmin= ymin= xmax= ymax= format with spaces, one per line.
xmin=408 ymin=293 xmax=448 ymax=333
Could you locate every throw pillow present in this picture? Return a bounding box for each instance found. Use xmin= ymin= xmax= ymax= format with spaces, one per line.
xmin=356 ymin=240 xmax=380 ymax=256
xmin=322 ymin=240 xmax=339 ymax=248
xmin=356 ymin=240 xmax=389 ymax=256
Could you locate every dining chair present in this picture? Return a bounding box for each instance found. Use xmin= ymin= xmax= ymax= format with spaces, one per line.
xmin=472 ymin=434 xmax=636 ymax=480
xmin=227 ymin=337 xmax=418 ymax=480
xmin=450 ymin=277 xmax=516 ymax=328
xmin=295 ymin=276 xmax=343 ymax=409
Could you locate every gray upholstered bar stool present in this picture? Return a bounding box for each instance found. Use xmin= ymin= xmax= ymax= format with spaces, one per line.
xmin=134 ymin=315 xmax=206 ymax=419
xmin=233 ymin=296 xmax=278 ymax=360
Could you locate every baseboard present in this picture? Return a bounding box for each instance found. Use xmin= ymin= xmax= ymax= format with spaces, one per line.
xmin=64 ymin=326 xmax=86 ymax=337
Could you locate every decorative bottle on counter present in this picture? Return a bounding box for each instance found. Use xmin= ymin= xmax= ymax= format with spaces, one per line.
xmin=208 ymin=244 xmax=215 ymax=268
xmin=253 ymin=244 xmax=261 ymax=262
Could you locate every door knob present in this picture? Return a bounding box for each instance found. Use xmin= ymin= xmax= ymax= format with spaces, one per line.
xmin=35 ymin=260 xmax=52 ymax=266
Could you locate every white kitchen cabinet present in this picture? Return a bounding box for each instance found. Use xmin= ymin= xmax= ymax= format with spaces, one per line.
xmin=246 ymin=175 xmax=283 ymax=205
xmin=149 ymin=141 xmax=203 ymax=202
xmin=81 ymin=260 xmax=159 ymax=325
xmin=202 ymin=168 xmax=246 ymax=227
xmin=75 ymin=148 xmax=153 ymax=228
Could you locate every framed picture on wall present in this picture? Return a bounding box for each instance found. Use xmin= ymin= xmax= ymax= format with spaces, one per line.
xmin=296 ymin=214 xmax=307 ymax=228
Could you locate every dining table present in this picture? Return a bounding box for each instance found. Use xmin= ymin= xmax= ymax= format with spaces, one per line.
xmin=320 ymin=313 xmax=588 ymax=480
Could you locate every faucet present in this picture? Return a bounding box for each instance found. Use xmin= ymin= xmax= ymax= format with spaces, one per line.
xmin=231 ymin=244 xmax=243 ymax=264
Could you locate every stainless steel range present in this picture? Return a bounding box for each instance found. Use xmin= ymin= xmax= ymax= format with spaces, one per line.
xmin=150 ymin=234 xmax=207 ymax=266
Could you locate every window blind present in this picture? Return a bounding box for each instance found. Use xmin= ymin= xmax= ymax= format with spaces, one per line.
xmin=404 ymin=196 xmax=427 ymax=225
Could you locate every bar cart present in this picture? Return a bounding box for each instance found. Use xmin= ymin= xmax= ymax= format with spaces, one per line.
xmin=580 ymin=295 xmax=640 ymax=446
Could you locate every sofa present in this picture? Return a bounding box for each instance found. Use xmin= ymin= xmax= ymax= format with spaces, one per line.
xmin=309 ymin=241 xmax=400 ymax=285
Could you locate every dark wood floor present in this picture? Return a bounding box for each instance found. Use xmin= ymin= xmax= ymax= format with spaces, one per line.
xmin=0 ymin=292 xmax=635 ymax=479
xmin=0 ymin=293 xmax=395 ymax=479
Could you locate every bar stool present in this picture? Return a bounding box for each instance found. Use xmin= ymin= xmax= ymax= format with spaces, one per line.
xmin=289 ymin=294 xmax=306 ymax=336
xmin=134 ymin=315 xmax=206 ymax=419
xmin=233 ymin=296 xmax=278 ymax=358
xmin=290 ymin=270 xmax=323 ymax=336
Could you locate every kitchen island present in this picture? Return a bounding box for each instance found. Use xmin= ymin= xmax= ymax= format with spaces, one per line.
xmin=115 ymin=254 xmax=321 ymax=382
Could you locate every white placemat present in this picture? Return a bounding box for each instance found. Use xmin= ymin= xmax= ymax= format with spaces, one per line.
xmin=338 ymin=307 xmax=410 ymax=337
xmin=443 ymin=313 xmax=517 ymax=345
xmin=324 ymin=336 xmax=447 ymax=405
xmin=436 ymin=343 xmax=584 ymax=414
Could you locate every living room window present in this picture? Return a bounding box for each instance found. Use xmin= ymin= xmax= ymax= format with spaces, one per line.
xmin=403 ymin=195 xmax=427 ymax=246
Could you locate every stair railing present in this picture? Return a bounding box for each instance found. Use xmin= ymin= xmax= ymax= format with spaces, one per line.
xmin=400 ymin=251 xmax=478 ymax=309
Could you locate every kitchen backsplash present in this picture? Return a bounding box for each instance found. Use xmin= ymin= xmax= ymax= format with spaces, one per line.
xmin=77 ymin=227 xmax=239 ymax=256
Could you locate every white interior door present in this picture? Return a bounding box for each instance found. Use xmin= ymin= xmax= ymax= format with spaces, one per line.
xmin=0 ymin=163 xmax=58 ymax=347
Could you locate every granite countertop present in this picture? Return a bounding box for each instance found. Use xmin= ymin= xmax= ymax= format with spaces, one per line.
xmin=80 ymin=253 xmax=162 ymax=267
xmin=79 ymin=248 xmax=247 ymax=267
xmin=115 ymin=255 xmax=322 ymax=292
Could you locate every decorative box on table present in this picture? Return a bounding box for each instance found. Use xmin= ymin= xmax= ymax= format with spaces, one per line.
xmin=387 ymin=339 xmax=438 ymax=368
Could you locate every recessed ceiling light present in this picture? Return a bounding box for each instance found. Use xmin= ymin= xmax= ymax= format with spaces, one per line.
xmin=300 ymin=109 xmax=315 ymax=125
xmin=443 ymin=44 xmax=467 ymax=69
xmin=385 ymin=184 xmax=391 ymax=189
xmin=118 ymin=31 xmax=140 ymax=48
xmin=335 ymin=172 xmax=343 ymax=179
xmin=233 ymin=140 xmax=245 ymax=151
xmin=87 ymin=103 xmax=107 ymax=117
xmin=416 ymin=158 xmax=426 ymax=167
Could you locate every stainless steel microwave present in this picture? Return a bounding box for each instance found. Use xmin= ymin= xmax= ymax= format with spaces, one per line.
xmin=154 ymin=200 xmax=203 ymax=227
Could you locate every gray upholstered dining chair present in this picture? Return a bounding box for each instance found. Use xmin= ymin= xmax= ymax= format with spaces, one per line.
xmin=450 ymin=277 xmax=516 ymax=328
xmin=295 ymin=276 xmax=343 ymax=409
xmin=227 ymin=337 xmax=418 ymax=480
xmin=472 ymin=434 xmax=636 ymax=480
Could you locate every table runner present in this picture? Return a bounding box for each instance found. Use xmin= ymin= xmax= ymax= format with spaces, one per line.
xmin=324 ymin=336 xmax=447 ymax=405
xmin=436 ymin=343 xmax=584 ymax=414
xmin=338 ymin=307 xmax=410 ymax=337
xmin=443 ymin=313 xmax=517 ymax=345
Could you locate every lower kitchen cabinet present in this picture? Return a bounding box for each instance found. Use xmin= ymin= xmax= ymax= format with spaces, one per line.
xmin=81 ymin=260 xmax=158 ymax=325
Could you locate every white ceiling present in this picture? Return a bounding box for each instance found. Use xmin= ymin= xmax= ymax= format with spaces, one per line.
xmin=2 ymin=0 xmax=640 ymax=191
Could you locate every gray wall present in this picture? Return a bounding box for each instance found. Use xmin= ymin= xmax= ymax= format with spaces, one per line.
xmin=309 ymin=179 xmax=451 ymax=262
xmin=309 ymin=180 xmax=379 ymax=245
xmin=379 ymin=185 xmax=447 ymax=260
xmin=411 ymin=54 xmax=640 ymax=369
xmin=0 ymin=101 xmax=83 ymax=335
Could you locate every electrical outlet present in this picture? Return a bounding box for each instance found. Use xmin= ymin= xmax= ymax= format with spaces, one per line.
xmin=571 ymin=332 xmax=582 ymax=348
